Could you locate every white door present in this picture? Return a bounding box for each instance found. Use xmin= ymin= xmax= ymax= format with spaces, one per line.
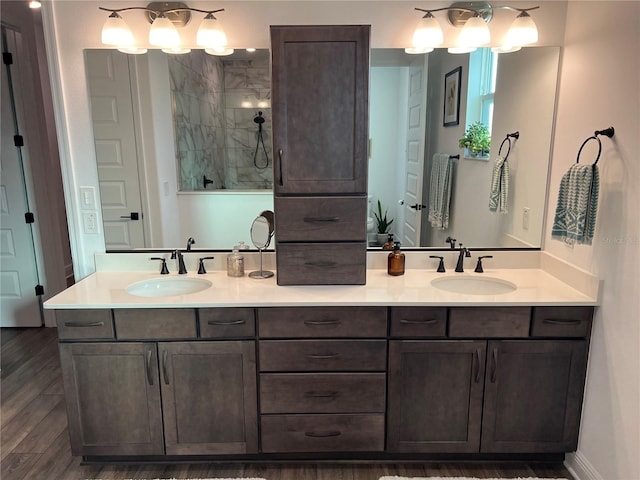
xmin=0 ymin=28 xmax=42 ymax=327
xmin=86 ymin=50 xmax=145 ymax=249
xmin=401 ymin=55 xmax=429 ymax=247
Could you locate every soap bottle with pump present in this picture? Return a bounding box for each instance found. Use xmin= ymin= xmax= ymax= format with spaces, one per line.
xmin=227 ymin=243 xmax=245 ymax=277
xmin=382 ymin=233 xmax=395 ymax=250
xmin=387 ymin=242 xmax=405 ymax=276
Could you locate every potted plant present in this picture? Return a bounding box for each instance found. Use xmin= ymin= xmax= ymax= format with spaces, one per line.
xmin=458 ymin=121 xmax=491 ymax=157
xmin=373 ymin=200 xmax=394 ymax=245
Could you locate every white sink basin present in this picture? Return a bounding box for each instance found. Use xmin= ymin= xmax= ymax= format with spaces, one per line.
xmin=431 ymin=276 xmax=517 ymax=295
xmin=126 ymin=277 xmax=212 ymax=297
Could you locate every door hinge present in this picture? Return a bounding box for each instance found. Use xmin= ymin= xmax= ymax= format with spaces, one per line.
xmin=25 ymin=212 xmax=35 ymax=223
xmin=35 ymin=285 xmax=45 ymax=296
xmin=14 ymin=135 xmax=24 ymax=147
xmin=3 ymin=52 xmax=13 ymax=65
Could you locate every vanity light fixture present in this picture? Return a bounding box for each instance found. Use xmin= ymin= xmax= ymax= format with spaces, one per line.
xmin=99 ymin=2 xmax=227 ymax=53
xmin=408 ymin=2 xmax=539 ymax=54
xmin=28 ymin=1 xmax=42 ymax=9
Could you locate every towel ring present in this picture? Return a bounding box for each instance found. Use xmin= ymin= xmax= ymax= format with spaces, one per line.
xmin=498 ymin=131 xmax=520 ymax=158
xmin=576 ymin=127 xmax=614 ymax=165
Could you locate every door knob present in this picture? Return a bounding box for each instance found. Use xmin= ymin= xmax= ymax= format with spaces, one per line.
xmin=409 ymin=204 xmax=426 ymax=210
xmin=120 ymin=212 xmax=139 ymax=220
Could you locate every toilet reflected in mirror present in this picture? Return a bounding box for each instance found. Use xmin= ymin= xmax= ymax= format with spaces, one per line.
xmin=249 ymin=215 xmax=274 ymax=279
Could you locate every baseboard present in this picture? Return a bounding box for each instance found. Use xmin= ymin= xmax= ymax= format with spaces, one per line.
xmin=565 ymin=451 xmax=603 ymax=480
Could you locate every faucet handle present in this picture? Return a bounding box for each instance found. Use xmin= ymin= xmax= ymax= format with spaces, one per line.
xmin=429 ymin=255 xmax=446 ymax=273
xmin=474 ymin=255 xmax=493 ymax=273
xmin=150 ymin=257 xmax=169 ymax=274
xmin=445 ymin=236 xmax=457 ymax=249
xmin=197 ymin=256 xmax=215 ymax=274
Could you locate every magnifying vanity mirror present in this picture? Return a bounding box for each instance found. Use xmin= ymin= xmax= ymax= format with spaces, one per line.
xmin=84 ymin=45 xmax=559 ymax=251
xmin=249 ymin=214 xmax=274 ymax=279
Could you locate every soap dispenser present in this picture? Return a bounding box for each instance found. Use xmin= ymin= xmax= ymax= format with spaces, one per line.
xmin=227 ymin=244 xmax=245 ymax=277
xmin=382 ymin=233 xmax=395 ymax=250
xmin=387 ymin=242 xmax=405 ymax=276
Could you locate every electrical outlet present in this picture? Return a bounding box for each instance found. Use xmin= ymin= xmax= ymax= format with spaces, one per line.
xmin=83 ymin=212 xmax=99 ymax=234
xmin=523 ymin=207 xmax=530 ymax=230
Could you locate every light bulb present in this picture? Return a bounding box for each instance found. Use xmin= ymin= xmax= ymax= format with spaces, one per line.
xmin=412 ymin=13 xmax=443 ymax=50
xmin=506 ymin=12 xmax=539 ymax=46
xmin=29 ymin=1 xmax=41 ymax=9
xmin=459 ymin=15 xmax=491 ymax=48
xmin=149 ymin=15 xmax=180 ymax=48
xmin=117 ymin=47 xmax=148 ymax=55
xmin=162 ymin=47 xmax=192 ymax=55
xmin=205 ymin=47 xmax=234 ymax=56
xmin=197 ymin=14 xmax=227 ymax=49
xmin=448 ymin=46 xmax=477 ymax=54
xmin=101 ymin=13 xmax=134 ymax=47
xmin=491 ymin=45 xmax=522 ymax=54
xmin=405 ymin=47 xmax=434 ymax=55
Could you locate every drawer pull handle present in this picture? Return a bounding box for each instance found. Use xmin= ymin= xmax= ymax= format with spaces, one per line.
xmin=399 ymin=318 xmax=438 ymax=325
xmin=304 ymin=261 xmax=338 ymax=268
xmin=64 ymin=321 xmax=105 ymax=328
xmin=162 ymin=349 xmax=170 ymax=385
xmin=145 ymin=348 xmax=154 ymax=386
xmin=305 ymin=390 xmax=339 ymax=398
xmin=207 ymin=319 xmax=246 ymax=326
xmin=490 ymin=347 xmax=498 ymax=383
xmin=304 ymin=319 xmax=341 ymax=326
xmin=542 ymin=318 xmax=581 ymax=325
xmin=308 ymin=353 xmax=340 ymax=360
xmin=305 ymin=431 xmax=341 ymax=438
xmin=278 ymin=149 xmax=283 ymax=186
xmin=303 ymin=216 xmax=340 ymax=223
xmin=474 ymin=348 xmax=481 ymax=383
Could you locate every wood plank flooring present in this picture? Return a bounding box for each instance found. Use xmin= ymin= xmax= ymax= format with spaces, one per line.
xmin=1 ymin=327 xmax=575 ymax=480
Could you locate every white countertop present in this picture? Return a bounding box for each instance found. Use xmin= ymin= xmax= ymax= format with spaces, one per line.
xmin=43 ymin=268 xmax=597 ymax=309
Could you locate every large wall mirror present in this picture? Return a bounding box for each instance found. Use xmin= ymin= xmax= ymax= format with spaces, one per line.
xmin=85 ymin=46 xmax=559 ymax=251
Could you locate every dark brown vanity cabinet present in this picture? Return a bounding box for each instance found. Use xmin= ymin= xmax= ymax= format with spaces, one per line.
xmin=271 ymin=25 xmax=370 ymax=285
xmin=57 ymin=309 xmax=258 ymax=457
xmin=387 ymin=307 xmax=592 ymax=455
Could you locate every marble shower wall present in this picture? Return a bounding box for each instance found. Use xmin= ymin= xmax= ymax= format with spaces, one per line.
xmin=169 ymin=50 xmax=272 ymax=191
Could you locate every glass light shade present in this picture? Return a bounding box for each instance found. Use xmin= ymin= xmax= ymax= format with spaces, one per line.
xmin=205 ymin=47 xmax=235 ymax=56
xmin=459 ymin=16 xmax=491 ymax=47
xmin=29 ymin=1 xmax=42 ymax=9
xmin=101 ymin=15 xmax=134 ymax=46
xmin=196 ymin=17 xmax=227 ymax=48
xmin=405 ymin=46 xmax=434 ymax=55
xmin=412 ymin=15 xmax=444 ymax=50
xmin=117 ymin=47 xmax=148 ymax=55
xmin=162 ymin=47 xmax=192 ymax=54
xmin=448 ymin=46 xmax=477 ymax=54
xmin=491 ymin=45 xmax=522 ymax=54
xmin=506 ymin=12 xmax=539 ymax=46
xmin=149 ymin=16 xmax=181 ymax=48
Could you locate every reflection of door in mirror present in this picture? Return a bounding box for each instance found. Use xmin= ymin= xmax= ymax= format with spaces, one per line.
xmin=86 ymin=50 xmax=146 ymax=249
xmin=169 ymin=50 xmax=272 ymax=191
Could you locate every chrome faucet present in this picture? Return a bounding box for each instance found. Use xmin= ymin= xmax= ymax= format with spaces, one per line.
xmin=455 ymin=244 xmax=471 ymax=272
xmin=171 ymin=249 xmax=188 ymax=274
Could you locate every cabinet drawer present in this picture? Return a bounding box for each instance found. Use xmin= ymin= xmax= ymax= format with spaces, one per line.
xmin=261 ymin=414 xmax=384 ymax=452
xmin=199 ymin=308 xmax=255 ymax=338
xmin=56 ymin=310 xmax=114 ymax=340
xmin=390 ymin=307 xmax=447 ymax=337
xmin=531 ymin=306 xmax=593 ymax=338
xmin=114 ymin=309 xmax=196 ymax=339
xmin=260 ymin=373 xmax=386 ymax=414
xmin=276 ymin=243 xmax=366 ymax=285
xmin=449 ymin=307 xmax=531 ymax=338
xmin=258 ymin=307 xmax=386 ymax=338
xmin=259 ymin=340 xmax=386 ymax=372
xmin=275 ymin=196 xmax=366 ymax=242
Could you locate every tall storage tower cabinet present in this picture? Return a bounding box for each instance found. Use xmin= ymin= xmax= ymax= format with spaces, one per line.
xmin=270 ymin=25 xmax=371 ymax=285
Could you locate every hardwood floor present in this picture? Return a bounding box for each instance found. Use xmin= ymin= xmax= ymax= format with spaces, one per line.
xmin=0 ymin=327 xmax=574 ymax=480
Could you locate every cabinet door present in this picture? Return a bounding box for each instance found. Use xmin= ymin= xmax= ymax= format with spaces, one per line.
xmin=59 ymin=342 xmax=164 ymax=456
xmin=481 ymin=340 xmax=588 ymax=453
xmin=387 ymin=340 xmax=486 ymax=453
xmin=271 ymin=25 xmax=369 ymax=194
xmin=159 ymin=341 xmax=258 ymax=455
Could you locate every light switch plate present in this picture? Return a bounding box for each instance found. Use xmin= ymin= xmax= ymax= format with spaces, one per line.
xmin=80 ymin=186 xmax=96 ymax=210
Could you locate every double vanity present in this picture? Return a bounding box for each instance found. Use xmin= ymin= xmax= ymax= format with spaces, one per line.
xmin=44 ymin=251 xmax=598 ymax=463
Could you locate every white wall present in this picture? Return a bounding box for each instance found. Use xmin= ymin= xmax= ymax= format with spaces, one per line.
xmin=546 ymin=2 xmax=640 ymax=479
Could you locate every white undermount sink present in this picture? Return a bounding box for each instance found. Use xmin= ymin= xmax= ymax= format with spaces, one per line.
xmin=430 ymin=276 xmax=517 ymax=295
xmin=126 ymin=277 xmax=212 ymax=297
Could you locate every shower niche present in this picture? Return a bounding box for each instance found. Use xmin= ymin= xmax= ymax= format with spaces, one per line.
xmin=169 ymin=49 xmax=273 ymax=191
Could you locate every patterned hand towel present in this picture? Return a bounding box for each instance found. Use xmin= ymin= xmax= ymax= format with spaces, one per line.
xmin=427 ymin=153 xmax=453 ymax=229
xmin=488 ymin=155 xmax=509 ymax=213
xmin=551 ymin=163 xmax=599 ymax=245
